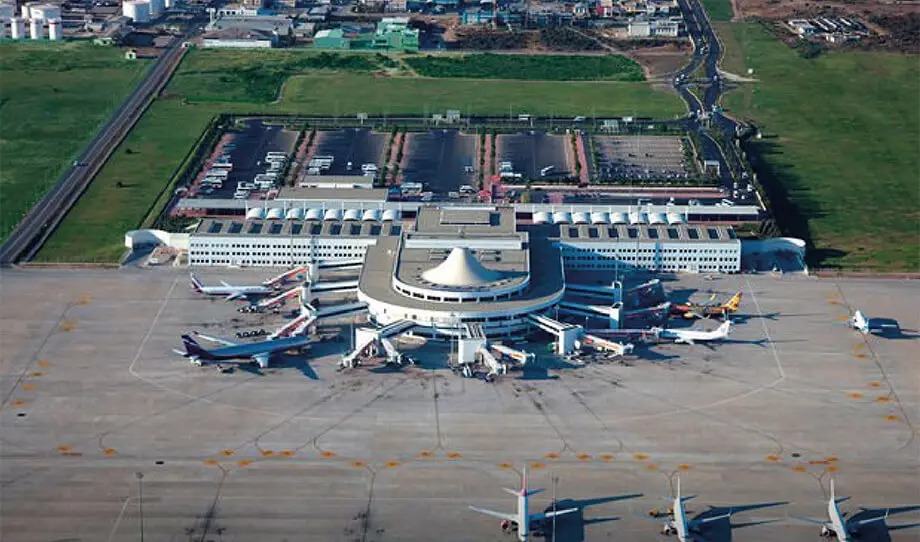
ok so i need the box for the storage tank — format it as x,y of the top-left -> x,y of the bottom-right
590,211 -> 609,225
265,207 -> 284,220
123,0 -> 150,23
246,207 -> 265,220
323,209 -> 342,221
362,209 -> 381,222
0,4 -> 15,19
47,18 -> 62,40
147,0 -> 163,16
29,18 -> 43,39
30,3 -> 61,21
10,17 -> 25,39
343,209 -> 361,221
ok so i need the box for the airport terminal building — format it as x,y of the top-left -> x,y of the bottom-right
187,205 -> 741,274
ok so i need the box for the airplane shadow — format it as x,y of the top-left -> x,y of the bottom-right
687,501 -> 788,542
541,493 -> 643,542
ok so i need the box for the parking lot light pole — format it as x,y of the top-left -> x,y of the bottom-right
136,472 -> 145,542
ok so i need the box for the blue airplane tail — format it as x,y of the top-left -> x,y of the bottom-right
181,334 -> 210,358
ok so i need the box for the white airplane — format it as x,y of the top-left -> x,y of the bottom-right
848,310 -> 901,336
661,477 -> 732,541
469,468 -> 578,541
794,480 -> 893,541
173,331 -> 311,369
190,273 -> 274,301
653,320 -> 732,345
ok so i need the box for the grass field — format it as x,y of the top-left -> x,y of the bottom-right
700,0 -> 734,21
37,49 -> 683,262
404,53 -> 645,81
0,42 -> 150,244
719,23 -> 920,271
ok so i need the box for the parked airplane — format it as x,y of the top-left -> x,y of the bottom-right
190,274 -> 274,301
849,310 -> 901,336
190,267 -> 309,301
671,291 -> 742,320
469,468 -> 578,541
793,480 -> 890,541
653,320 -> 732,345
660,477 -> 732,541
173,332 -> 311,368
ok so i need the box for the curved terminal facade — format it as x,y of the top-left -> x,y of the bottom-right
357,207 -> 565,338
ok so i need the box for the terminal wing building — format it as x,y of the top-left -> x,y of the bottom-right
187,206 -> 740,337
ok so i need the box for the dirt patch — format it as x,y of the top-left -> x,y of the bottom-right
735,0 -> 919,20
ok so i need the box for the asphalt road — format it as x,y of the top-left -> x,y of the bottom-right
0,35 -> 189,266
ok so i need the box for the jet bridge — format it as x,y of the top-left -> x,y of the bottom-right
527,313 -> 582,355
340,319 -> 416,368
558,301 -> 622,329
303,280 -> 359,296
624,278 -> 665,306
565,282 -> 623,304
574,334 -> 634,357
476,346 -> 507,377
307,259 -> 364,281
258,286 -> 301,310
622,302 -> 672,320
490,343 -> 535,365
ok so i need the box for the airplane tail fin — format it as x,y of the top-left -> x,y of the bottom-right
725,292 -> 742,312
181,334 -> 208,358
718,319 -> 732,336
190,273 -> 203,292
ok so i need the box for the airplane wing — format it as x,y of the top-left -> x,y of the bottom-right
193,332 -> 239,347
532,507 -> 578,521
220,280 -> 233,288
224,292 -> 244,301
469,506 -> 517,523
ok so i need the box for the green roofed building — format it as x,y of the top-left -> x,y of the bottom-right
313,18 -> 418,52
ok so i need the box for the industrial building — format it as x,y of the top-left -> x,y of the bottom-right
313,17 -> 419,52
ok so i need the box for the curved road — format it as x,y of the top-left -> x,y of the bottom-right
673,0 -> 748,193
0,36 -> 188,266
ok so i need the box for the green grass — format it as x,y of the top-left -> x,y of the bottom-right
0,41 -> 150,243
405,53 -> 645,81
719,23 -> 920,271
700,0 -> 734,22
36,49 -> 682,262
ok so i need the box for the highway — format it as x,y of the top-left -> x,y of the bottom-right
0,36 -> 188,266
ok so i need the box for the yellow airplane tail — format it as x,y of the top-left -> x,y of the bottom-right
725,292 -> 742,312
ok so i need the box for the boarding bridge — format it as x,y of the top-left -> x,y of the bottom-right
573,334 -> 634,357
380,337 -> 410,365
303,280 -> 359,296
269,312 -> 317,339
307,259 -> 364,281
476,346 -> 507,377
313,301 -> 368,320
527,313 -> 582,355
457,323 -> 487,365
490,343 -> 535,366
565,282 -> 623,304
258,286 -> 302,310
586,327 -> 660,344
622,302 -> 672,320
558,301 -> 622,329
340,319 -> 415,368
265,266 -> 310,287
624,278 -> 665,307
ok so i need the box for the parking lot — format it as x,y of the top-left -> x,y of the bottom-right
495,131 -> 573,181
193,120 -> 298,200
592,136 -> 691,182
400,130 -> 478,195
311,128 -> 386,176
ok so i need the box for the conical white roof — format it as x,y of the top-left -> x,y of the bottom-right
421,247 -> 501,287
